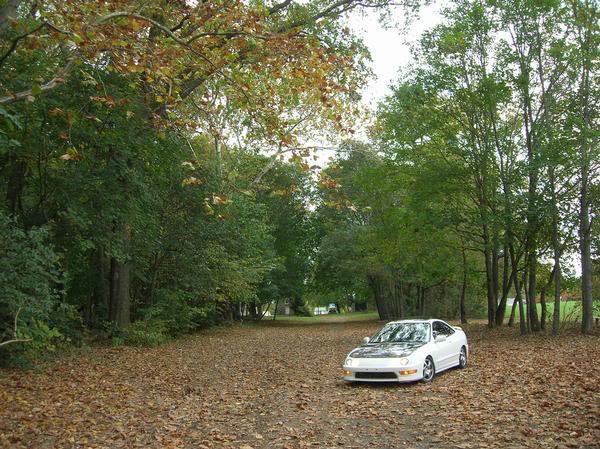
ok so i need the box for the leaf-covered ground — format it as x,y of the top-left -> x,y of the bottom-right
1,320 -> 599,449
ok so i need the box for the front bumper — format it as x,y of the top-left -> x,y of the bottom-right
342,357 -> 422,383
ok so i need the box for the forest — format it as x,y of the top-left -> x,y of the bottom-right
0,0 -> 599,368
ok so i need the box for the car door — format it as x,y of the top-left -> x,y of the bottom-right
431,321 -> 454,370
438,321 -> 461,366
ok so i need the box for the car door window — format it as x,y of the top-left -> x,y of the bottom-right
439,322 -> 455,336
433,321 -> 454,338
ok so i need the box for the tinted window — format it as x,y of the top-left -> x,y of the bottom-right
433,321 -> 455,336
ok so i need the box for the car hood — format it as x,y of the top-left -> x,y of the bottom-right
349,341 -> 426,358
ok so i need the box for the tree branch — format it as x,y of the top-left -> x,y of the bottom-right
0,307 -> 32,348
269,0 -> 294,15
0,59 -> 73,104
0,21 -> 47,68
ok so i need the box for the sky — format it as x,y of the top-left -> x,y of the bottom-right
310,4 -> 443,165
347,3 -> 444,108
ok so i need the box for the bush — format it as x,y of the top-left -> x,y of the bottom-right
0,212 -> 67,366
124,319 -> 170,347
144,289 -> 218,336
50,302 -> 84,346
290,296 -> 311,316
120,290 -> 221,347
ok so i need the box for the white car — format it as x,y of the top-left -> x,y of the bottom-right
342,319 -> 468,383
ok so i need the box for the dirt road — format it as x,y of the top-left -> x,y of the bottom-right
1,320 -> 599,448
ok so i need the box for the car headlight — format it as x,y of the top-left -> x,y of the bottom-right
398,357 -> 410,366
345,358 -> 353,366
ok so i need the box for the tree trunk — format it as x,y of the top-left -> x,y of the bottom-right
6,155 -> 25,214
417,284 -> 426,317
492,236 -> 500,313
580,173 -> 594,333
86,246 -> 108,326
539,264 -> 557,333
520,50 -> 541,333
508,297 -> 517,327
495,245 -> 516,326
393,278 -> 404,320
526,249 -> 540,331
460,245 -> 468,324
109,256 -> 130,328
517,294 -> 526,336
483,240 -> 496,328
552,263 -> 562,335
576,0 -> 595,335
522,270 -> 530,333
368,273 -> 392,320
509,244 -> 527,335
540,288 -> 547,331
249,301 -> 259,320
233,303 -> 242,321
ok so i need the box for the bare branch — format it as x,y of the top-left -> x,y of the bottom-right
269,0 -> 294,15
0,307 -> 32,348
0,59 -> 74,105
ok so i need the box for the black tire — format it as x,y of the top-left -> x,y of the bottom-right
421,356 -> 435,383
458,346 -> 468,369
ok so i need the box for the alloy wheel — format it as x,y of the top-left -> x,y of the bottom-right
459,347 -> 468,368
422,357 -> 434,382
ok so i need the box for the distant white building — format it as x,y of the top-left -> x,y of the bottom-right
506,297 -> 528,307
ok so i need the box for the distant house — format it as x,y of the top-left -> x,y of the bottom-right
314,306 -> 328,315
275,301 -> 292,316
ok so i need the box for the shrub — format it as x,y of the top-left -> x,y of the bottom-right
0,212 -> 66,366
123,319 -> 170,347
144,289 -> 218,336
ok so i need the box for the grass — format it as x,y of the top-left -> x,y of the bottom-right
504,299 -> 581,322
267,300 -> 584,325
270,310 -> 380,323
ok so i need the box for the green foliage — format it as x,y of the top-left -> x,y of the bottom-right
123,319 -> 170,348
0,0 -> 596,368
145,290 -> 218,336
0,60 -> 324,359
125,293 -> 221,347
0,0 -> 383,356
0,212 -> 70,365
310,141 -> 478,320
350,0 -> 599,329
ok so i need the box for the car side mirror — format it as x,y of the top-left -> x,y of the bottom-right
435,334 -> 447,343
362,337 -> 370,344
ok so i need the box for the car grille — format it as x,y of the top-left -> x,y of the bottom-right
355,372 -> 398,380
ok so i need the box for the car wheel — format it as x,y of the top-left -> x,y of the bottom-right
458,346 -> 468,369
421,357 -> 435,383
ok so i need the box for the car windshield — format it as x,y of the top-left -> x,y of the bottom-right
369,322 -> 430,343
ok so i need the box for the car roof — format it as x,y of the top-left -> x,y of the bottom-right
385,319 -> 442,325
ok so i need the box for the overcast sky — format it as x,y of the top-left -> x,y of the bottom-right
348,3 -> 444,108
309,4 -> 443,164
